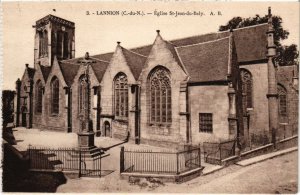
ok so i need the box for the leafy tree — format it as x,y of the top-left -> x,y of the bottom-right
219,14 -> 299,66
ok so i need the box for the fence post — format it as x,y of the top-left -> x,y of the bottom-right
79,148 -> 81,178
176,152 -> 179,175
198,147 -> 201,167
219,143 -> 222,161
120,146 -> 124,173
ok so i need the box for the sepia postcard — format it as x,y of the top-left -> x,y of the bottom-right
1,1 -> 299,194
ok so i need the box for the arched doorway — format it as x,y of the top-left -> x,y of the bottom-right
21,106 -> 27,127
104,121 -> 111,137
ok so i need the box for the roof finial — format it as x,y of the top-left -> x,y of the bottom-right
25,64 -> 29,68
117,41 -> 121,45
156,30 -> 160,35
85,52 -> 89,60
268,7 -> 272,17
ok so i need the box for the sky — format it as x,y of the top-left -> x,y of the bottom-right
1,2 -> 299,90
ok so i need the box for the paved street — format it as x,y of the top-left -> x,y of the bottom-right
56,151 -> 297,193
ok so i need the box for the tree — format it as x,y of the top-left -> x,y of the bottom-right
219,15 -> 299,66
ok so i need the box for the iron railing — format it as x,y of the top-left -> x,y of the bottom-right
28,146 -> 102,177
120,146 -> 201,175
203,139 -> 236,165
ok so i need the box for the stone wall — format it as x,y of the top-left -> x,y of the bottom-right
239,63 -> 269,137
189,85 -> 229,144
100,45 -> 136,140
277,66 -> 298,138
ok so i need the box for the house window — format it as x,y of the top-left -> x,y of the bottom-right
51,77 -> 59,114
199,113 -> 213,133
78,75 -> 87,115
278,84 -> 287,116
240,69 -> 253,114
114,73 -> 128,118
149,67 -> 172,124
35,80 -> 43,113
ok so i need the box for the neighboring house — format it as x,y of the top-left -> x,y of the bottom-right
14,10 -> 298,149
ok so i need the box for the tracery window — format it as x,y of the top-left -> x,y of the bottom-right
35,80 -> 43,113
51,77 -> 59,115
240,69 -> 253,114
114,73 -> 128,118
278,84 -> 287,116
149,67 -> 172,124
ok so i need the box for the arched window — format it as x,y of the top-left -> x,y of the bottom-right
78,75 -> 87,115
51,77 -> 59,114
39,30 -> 48,57
278,84 -> 287,117
149,67 -> 172,124
43,30 -> 48,56
35,80 -> 43,113
114,73 -> 128,118
240,69 -> 253,114
57,31 -> 69,59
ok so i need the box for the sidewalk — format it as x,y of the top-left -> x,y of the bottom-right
236,146 -> 298,166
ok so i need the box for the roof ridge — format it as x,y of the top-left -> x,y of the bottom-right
175,36 -> 230,49
122,47 -> 148,58
89,56 -> 110,63
60,61 -> 80,66
170,22 -> 268,44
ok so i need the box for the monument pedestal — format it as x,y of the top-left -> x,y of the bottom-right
76,131 -> 104,170
78,131 -> 95,149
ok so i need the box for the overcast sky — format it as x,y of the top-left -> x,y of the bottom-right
1,2 -> 299,90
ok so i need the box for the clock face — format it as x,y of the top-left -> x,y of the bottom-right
62,26 -> 66,31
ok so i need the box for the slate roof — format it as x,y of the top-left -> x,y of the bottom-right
40,65 -> 51,81
171,23 -> 268,63
90,60 -> 110,82
121,47 -> 147,80
27,67 -> 35,79
176,37 -> 231,82
59,62 -> 81,86
58,23 -> 268,83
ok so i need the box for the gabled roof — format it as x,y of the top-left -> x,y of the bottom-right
176,37 -> 231,82
40,65 -> 51,81
121,47 -> 147,80
59,62 -> 81,86
90,60 -> 110,82
27,67 -> 35,79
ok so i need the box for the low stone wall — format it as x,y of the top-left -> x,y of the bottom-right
121,167 -> 204,184
221,135 -> 298,166
276,135 -> 298,150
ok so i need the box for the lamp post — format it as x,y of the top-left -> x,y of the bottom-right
77,52 -> 96,149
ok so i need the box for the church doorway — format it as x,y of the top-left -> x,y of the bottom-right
104,121 -> 111,137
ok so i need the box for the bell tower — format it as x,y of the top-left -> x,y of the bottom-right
34,15 -> 75,68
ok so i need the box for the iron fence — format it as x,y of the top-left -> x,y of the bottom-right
120,146 -> 201,175
28,146 -> 103,177
203,139 -> 236,165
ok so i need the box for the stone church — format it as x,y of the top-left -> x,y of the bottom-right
14,8 -> 298,149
